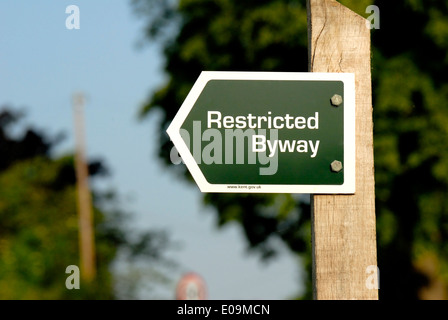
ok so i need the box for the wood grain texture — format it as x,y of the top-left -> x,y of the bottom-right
307,0 -> 378,299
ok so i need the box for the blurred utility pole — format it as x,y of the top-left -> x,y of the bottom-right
72,92 -> 96,283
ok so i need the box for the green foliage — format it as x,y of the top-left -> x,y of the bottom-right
134,0 -> 448,299
371,0 -> 448,299
0,156 -> 112,299
338,0 -> 374,17
0,108 -> 175,299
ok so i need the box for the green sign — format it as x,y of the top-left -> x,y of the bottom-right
167,72 -> 355,194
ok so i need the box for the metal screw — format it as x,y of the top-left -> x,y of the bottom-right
330,160 -> 343,173
330,94 -> 343,106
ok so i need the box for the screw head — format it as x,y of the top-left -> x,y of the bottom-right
330,160 -> 343,173
330,94 -> 343,106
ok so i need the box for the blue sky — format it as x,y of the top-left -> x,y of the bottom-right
0,0 -> 300,299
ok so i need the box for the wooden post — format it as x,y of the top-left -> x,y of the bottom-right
307,0 -> 378,299
73,93 -> 96,283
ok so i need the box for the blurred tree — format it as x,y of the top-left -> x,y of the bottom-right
0,108 -> 175,299
132,0 -> 448,299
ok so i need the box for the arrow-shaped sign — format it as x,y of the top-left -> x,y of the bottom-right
167,71 -> 355,193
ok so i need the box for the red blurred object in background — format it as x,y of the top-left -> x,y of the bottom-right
175,272 -> 208,300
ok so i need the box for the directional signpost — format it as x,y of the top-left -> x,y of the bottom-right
308,0 -> 378,299
167,0 -> 378,300
167,71 -> 355,194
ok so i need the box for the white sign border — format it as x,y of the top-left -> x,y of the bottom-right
167,71 -> 355,194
